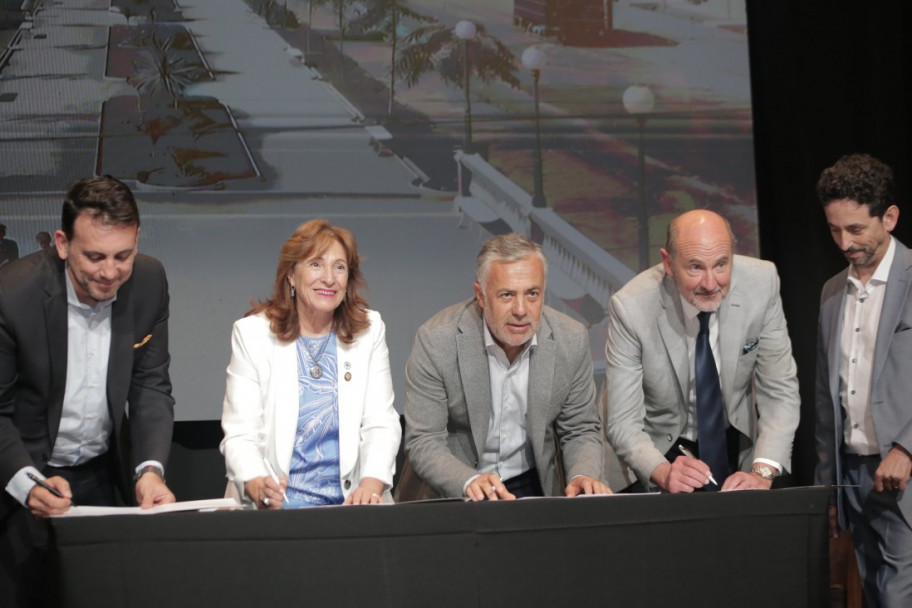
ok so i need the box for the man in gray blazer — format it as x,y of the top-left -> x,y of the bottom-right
0,176 -> 176,607
605,210 -> 799,493
404,233 -> 608,500
815,153 -> 912,607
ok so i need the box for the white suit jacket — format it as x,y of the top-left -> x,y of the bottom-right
220,310 -> 401,503
605,256 -> 800,487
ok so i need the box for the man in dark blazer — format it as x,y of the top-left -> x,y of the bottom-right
815,153 -> 912,607
0,176 -> 176,607
402,233 -> 608,501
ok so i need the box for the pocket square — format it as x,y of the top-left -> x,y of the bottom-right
742,339 -> 759,354
134,334 -> 152,349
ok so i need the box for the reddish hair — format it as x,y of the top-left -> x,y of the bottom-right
248,219 -> 369,344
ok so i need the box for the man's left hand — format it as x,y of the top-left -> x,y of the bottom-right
135,472 -> 176,508
874,445 -> 912,492
721,471 -> 772,491
564,475 -> 611,497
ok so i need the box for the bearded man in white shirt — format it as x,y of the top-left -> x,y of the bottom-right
816,153 -> 912,608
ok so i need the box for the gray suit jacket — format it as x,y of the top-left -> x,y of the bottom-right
403,299 -> 604,498
0,249 -> 175,520
605,256 -> 800,487
815,238 -> 912,525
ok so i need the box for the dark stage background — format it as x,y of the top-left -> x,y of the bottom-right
748,0 -> 912,485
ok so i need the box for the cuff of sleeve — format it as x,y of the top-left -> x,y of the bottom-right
462,474 -> 482,496
5,466 -> 44,508
134,460 -> 165,480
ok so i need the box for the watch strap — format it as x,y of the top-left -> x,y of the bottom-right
133,464 -> 165,484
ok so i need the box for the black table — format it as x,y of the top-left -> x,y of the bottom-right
50,486 -> 829,607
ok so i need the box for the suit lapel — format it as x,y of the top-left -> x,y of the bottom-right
44,260 -> 68,447
872,243 -> 912,388
527,314 -> 555,464
716,276 -> 744,407
657,277 -> 689,401
108,280 -> 133,432
274,337 -> 300,472
823,270 -> 849,410
336,334 -> 360,475
457,305 -> 491,460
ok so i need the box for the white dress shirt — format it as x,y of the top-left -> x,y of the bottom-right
678,296 -> 781,472
679,297 -> 723,443
840,237 -> 896,455
6,271 -> 114,505
477,323 -> 536,481
50,270 -> 115,466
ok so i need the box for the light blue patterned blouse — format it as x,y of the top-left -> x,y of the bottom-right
284,333 -> 344,508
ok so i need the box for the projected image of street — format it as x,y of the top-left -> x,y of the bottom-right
0,0 -> 756,419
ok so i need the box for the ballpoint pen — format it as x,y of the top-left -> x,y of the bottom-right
27,472 -> 77,506
677,444 -> 719,486
263,458 -> 289,505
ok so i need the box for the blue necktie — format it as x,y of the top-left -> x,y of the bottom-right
696,311 -> 729,490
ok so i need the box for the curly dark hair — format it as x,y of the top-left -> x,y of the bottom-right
816,153 -> 895,218
247,219 -> 369,344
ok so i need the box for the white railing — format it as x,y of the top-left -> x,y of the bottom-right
455,151 -> 636,307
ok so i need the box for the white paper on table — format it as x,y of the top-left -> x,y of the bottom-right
52,497 -> 241,517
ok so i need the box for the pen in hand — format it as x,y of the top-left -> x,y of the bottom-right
677,444 -> 719,486
263,459 -> 289,505
27,472 -> 76,506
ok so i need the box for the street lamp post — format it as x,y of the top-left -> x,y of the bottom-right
454,20 -> 476,153
622,84 -> 655,271
522,46 -> 547,208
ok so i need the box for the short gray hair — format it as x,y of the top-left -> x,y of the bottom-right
474,233 -> 548,293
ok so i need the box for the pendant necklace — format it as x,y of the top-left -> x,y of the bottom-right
300,333 -> 331,379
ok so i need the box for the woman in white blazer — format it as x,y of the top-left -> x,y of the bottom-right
220,220 -> 401,508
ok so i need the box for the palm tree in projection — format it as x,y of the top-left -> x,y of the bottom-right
344,0 -> 437,116
131,33 -> 203,109
394,19 -> 519,148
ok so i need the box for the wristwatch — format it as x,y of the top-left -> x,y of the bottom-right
751,465 -> 777,480
133,464 -> 165,484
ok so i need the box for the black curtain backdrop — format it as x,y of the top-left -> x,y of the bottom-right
747,0 -> 912,484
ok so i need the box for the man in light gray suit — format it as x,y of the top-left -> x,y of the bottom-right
404,233 -> 609,501
815,153 -> 912,607
605,210 -> 800,493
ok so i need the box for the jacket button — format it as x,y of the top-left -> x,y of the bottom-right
666,434 -> 673,442
344,480 -> 351,490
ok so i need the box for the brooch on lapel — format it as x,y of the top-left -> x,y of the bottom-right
134,334 -> 152,349
742,339 -> 759,354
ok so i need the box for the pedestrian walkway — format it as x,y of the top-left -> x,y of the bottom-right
181,0 -> 417,195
